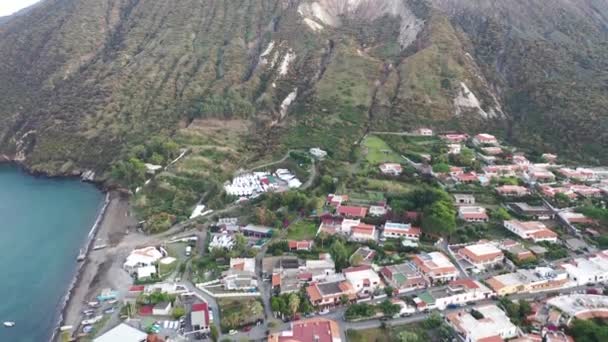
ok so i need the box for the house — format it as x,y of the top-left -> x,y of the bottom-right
268,317 -> 342,342
350,246 -> 376,266
380,262 -> 427,294
123,246 -> 165,273
569,184 -> 602,198
350,223 -> 377,242
191,302 -> 211,330
497,240 -> 535,261
230,258 -> 256,273
483,165 -> 521,178
379,163 -> 403,176
93,323 -> 147,342
306,280 -> 357,307
339,218 -> 361,235
448,144 -> 462,155
343,265 -> 383,295
382,222 -> 421,240
441,133 -> 469,143
309,148 -> 328,159
485,267 -> 569,295
458,206 -> 489,222
473,133 -> 498,146
326,194 -> 349,207
524,169 -> 556,183
336,205 -> 368,218
303,253 -> 336,282
368,205 -> 388,217
152,301 -> 172,316
221,269 -> 258,290
557,167 -> 596,182
209,233 -> 235,250
414,128 -> 433,136
288,240 -> 313,251
539,185 -> 577,199
458,242 -> 504,270
542,153 -> 558,163
559,212 -> 595,225
513,154 -> 530,166
317,216 -> 342,235
503,220 -> 558,243
447,304 -> 518,342
241,225 -> 273,238
508,203 -> 553,220
560,252 -> 608,285
496,185 -> 530,197
453,194 -> 475,206
412,252 -> 459,284
481,147 -> 503,156
454,172 -> 479,184
136,265 -> 157,280
416,279 -> 493,311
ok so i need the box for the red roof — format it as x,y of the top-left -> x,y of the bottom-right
272,273 -> 281,287
191,302 -> 210,326
129,285 -> 145,292
139,305 -> 153,316
337,205 -> 368,218
449,278 -> 479,289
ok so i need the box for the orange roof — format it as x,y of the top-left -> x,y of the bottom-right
272,273 -> 281,287
306,284 -> 322,302
485,277 -> 506,292
449,278 -> 479,289
459,246 -> 503,263
530,229 -> 558,239
477,336 -> 504,342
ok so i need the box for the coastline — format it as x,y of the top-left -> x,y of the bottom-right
49,191 -> 111,342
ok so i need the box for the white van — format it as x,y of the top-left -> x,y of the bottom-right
185,246 -> 192,257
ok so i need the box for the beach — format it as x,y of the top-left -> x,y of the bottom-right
57,191 -> 138,341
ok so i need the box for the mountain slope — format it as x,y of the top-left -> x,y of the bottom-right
0,0 -> 605,178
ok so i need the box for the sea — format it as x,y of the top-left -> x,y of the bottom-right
0,164 -> 104,342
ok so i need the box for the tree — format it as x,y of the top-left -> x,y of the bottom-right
288,293 -> 301,318
491,207 -> 512,221
422,313 -> 442,329
111,157 -> 147,191
399,331 -> 421,342
172,306 -> 186,319
210,325 -> 219,342
330,239 -> 349,271
378,300 -> 400,317
339,294 -> 350,305
432,163 -> 450,173
384,286 -> 395,297
422,200 -> 456,236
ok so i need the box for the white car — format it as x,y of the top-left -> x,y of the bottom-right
229,330 -> 238,335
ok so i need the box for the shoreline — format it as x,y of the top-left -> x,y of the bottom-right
50,191 -> 111,342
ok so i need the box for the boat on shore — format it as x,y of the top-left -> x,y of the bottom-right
4,321 -> 15,327
76,249 -> 86,261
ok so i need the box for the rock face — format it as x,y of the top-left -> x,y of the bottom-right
0,0 -> 606,175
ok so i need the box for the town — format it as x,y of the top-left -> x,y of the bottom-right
62,129 -> 608,342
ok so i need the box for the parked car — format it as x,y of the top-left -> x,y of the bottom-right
229,330 -> 238,335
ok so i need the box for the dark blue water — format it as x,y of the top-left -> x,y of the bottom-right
0,165 -> 103,342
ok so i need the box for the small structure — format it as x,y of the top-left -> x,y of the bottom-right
486,267 -> 569,296
496,185 -> 530,197
309,147 -> 328,159
415,279 -> 492,310
343,265 -> 382,295
382,222 -> 420,240
503,220 -> 558,243
241,224 -> 273,238
137,265 -> 157,280
368,205 -> 388,217
326,194 -> 348,207
288,240 -> 313,251
268,317 -> 342,342
230,258 -> 256,273
350,246 -> 376,266
414,128 -> 433,136
458,242 -> 504,270
93,323 -> 147,342
412,252 -> 459,284
191,302 -> 211,331
336,205 -> 368,219
453,194 -> 475,206
380,262 -> 427,294
508,203 -> 553,220
473,133 -> 498,146
306,280 -> 357,307
458,206 -> 489,223
447,304 -> 518,342
441,133 -> 468,143
350,223 -> 377,242
379,163 -> 403,176
542,153 -> 558,163
123,246 -> 165,273
152,301 -> 172,316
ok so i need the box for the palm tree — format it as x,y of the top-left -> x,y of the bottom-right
288,293 -> 300,319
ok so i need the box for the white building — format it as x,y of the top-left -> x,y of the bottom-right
230,258 -> 256,273
93,323 -> 147,342
448,144 -> 461,155
343,265 -> 383,295
503,220 -> 558,243
473,133 -> 498,146
368,205 -> 388,217
417,279 -> 493,311
339,218 -> 361,234
209,233 -> 235,250
379,163 -> 403,176
412,252 -> 459,283
152,301 -> 172,316
458,242 -> 504,270
304,254 -> 337,282
123,246 -> 165,273
136,265 -> 157,280
382,222 -> 421,240
447,304 -> 518,342
309,147 -> 328,159
561,251 -> 608,285
458,206 -> 489,222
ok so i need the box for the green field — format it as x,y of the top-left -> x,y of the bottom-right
286,220 -> 318,240
362,135 -> 403,164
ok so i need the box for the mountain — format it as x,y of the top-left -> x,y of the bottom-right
0,0 -> 606,178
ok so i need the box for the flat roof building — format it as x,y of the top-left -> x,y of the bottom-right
458,242 -> 504,270
412,252 -> 459,284
503,220 -> 558,243
485,267 -> 569,296
380,262 -> 427,294
447,304 -> 518,342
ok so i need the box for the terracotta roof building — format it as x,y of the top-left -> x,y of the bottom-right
268,317 -> 341,342
458,242 -> 504,270
412,252 -> 459,283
